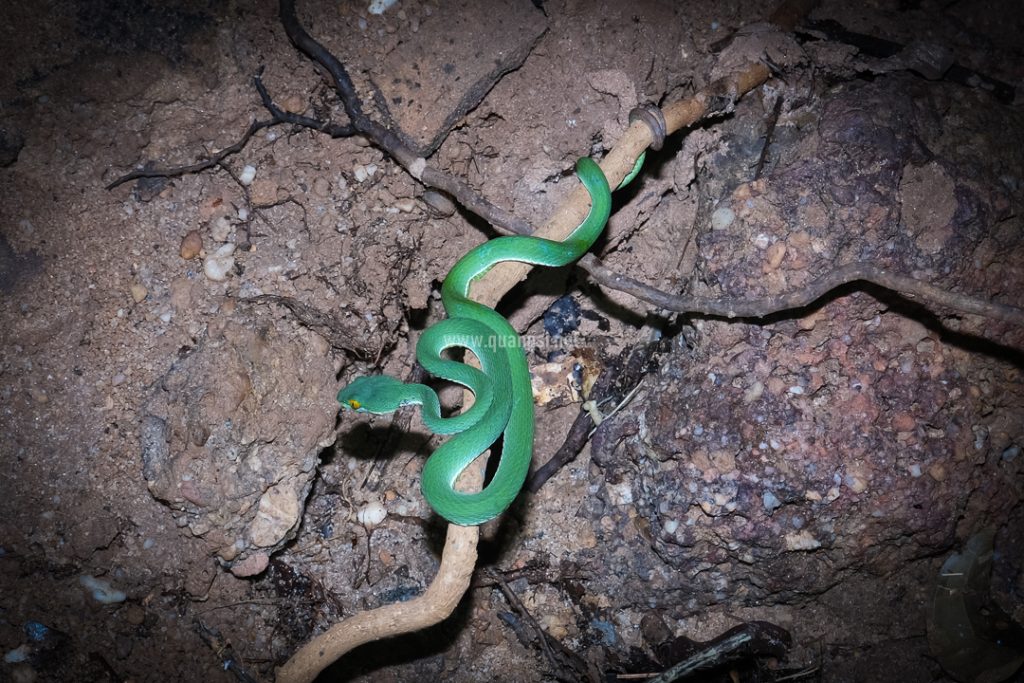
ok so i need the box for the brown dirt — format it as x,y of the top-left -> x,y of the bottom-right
1,1 -> 1022,682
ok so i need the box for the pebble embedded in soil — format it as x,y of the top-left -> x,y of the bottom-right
368,0 -> 398,15
281,94 -> 305,114
209,215 -> 232,242
230,552 -> 270,578
357,501 -> 387,528
79,575 -> 126,604
179,230 -> 202,259
711,206 -> 735,230
203,243 -> 236,282
353,163 -> 378,182
129,284 -> 147,303
238,165 -> 256,185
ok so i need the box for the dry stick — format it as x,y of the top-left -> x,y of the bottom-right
105,118 -> 277,190
276,61 -> 772,683
578,257 -> 1024,327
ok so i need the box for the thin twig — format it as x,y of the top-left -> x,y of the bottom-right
753,95 -> 784,180
105,117 -> 276,190
486,569 -> 561,675
578,255 -> 1024,328
486,568 -> 599,683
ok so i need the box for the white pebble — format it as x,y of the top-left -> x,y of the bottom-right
711,207 -> 735,230
353,165 -> 368,182
368,0 -> 397,15
203,243 -> 236,282
237,207 -> 249,221
239,165 -> 257,186
357,501 -> 387,528
80,575 -> 127,604
365,163 -> 378,177
210,215 -> 232,242
4,645 -> 30,663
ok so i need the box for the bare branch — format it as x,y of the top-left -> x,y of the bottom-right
578,255 -> 1024,328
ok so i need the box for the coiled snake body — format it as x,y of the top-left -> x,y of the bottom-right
338,156 -> 625,525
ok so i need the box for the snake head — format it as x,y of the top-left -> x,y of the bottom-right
337,375 -> 408,415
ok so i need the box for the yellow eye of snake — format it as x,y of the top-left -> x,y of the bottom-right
347,399 -> 361,410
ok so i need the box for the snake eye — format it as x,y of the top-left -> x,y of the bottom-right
346,399 -> 361,410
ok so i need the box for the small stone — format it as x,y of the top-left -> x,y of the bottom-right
797,310 -> 822,331
844,470 -> 869,493
764,242 -> 787,271
892,412 -> 916,432
180,230 -> 203,259
395,198 -> 416,213
784,530 -> 821,551
248,179 -> 279,205
217,540 -> 241,562
125,604 -> 146,625
230,552 -> 270,578
353,164 -> 368,182
357,501 -> 387,529
239,165 -> 257,186
312,177 -> 331,198
210,215 -> 232,242
203,243 -> 236,282
80,575 -> 127,604
710,449 -> 736,473
281,95 -> 305,114
711,207 -> 735,230
928,463 -> 947,481
130,284 -> 147,303
249,484 -> 300,547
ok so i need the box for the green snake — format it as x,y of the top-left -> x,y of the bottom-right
339,156 -> 640,525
